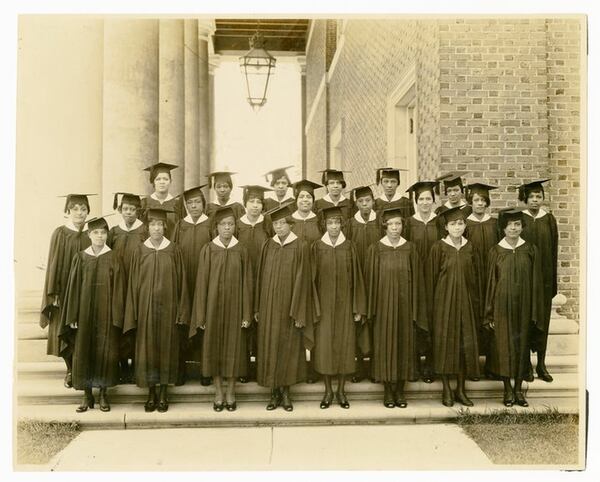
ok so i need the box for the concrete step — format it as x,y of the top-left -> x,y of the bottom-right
17,339 -> 54,363
18,323 -> 47,340
548,318 -> 579,334
16,372 -> 579,406
16,352 -> 579,381
16,397 -> 580,430
547,334 -> 579,356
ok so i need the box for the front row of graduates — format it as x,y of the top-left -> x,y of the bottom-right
50,178 -> 545,414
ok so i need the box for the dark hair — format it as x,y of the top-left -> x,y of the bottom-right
466,190 -> 490,207
295,190 -> 315,202
67,200 -> 90,212
243,193 -> 264,207
327,179 -> 347,189
150,169 -> 172,185
321,215 -> 345,230
271,174 -> 291,187
415,189 -> 436,203
499,216 -> 522,231
119,201 -> 140,212
444,184 -> 464,195
186,190 -> 207,206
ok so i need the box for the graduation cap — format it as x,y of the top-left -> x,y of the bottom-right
213,206 -> 237,224
143,162 -> 179,183
112,192 -> 143,210
59,194 -> 96,213
406,181 -> 439,203
264,166 -> 294,186
464,182 -> 498,204
381,207 -> 405,222
321,206 -> 344,220
207,171 -> 237,188
145,207 -> 174,223
265,203 -> 294,223
182,185 -> 208,201
518,178 -> 551,202
375,167 -> 407,185
319,169 -> 349,187
352,185 -> 375,202
498,206 -> 527,229
291,179 -> 323,198
85,214 -> 115,232
240,185 -> 272,205
435,171 -> 470,194
440,206 -> 467,224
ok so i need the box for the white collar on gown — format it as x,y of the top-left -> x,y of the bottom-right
239,213 -> 264,226
442,235 -> 468,250
353,210 -> 377,224
272,230 -> 298,247
184,213 -> 209,225
84,244 -> 111,257
292,210 -> 316,220
466,213 -> 491,223
378,191 -> 403,203
380,235 -> 407,248
144,237 -> 171,250
498,237 -> 526,250
212,235 -> 239,249
118,218 -> 144,231
320,231 -> 346,247
412,211 -> 437,224
523,208 -> 547,219
322,193 -> 347,205
150,192 -> 174,204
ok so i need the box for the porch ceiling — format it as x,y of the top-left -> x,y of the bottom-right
213,19 -> 309,53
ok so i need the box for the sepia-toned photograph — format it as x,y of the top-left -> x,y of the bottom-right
8,3 -> 590,474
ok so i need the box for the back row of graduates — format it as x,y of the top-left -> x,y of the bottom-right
40,163 -> 558,413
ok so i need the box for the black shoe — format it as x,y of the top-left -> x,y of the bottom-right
144,398 -> 157,412
213,401 -> 225,412
99,389 -> 111,412
76,394 -> 95,413
422,375 -> 434,384
320,392 -> 333,409
351,375 -> 363,383
306,378 -> 316,384
503,389 -> 515,407
469,376 -> 480,382
514,391 -> 529,407
383,384 -> 395,408
524,366 -> 534,383
238,377 -> 248,384
336,392 -> 350,409
226,401 -> 237,412
281,395 -> 293,412
157,401 -> 169,413
442,388 -> 454,407
200,376 -> 212,386
536,367 -> 553,383
395,394 -> 407,408
266,390 -> 281,411
455,391 -> 474,407
64,371 -> 73,389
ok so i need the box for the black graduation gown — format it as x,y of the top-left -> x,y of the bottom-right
107,223 -> 148,360
124,240 -> 190,387
365,239 -> 428,382
426,240 -> 480,376
311,237 -> 367,375
60,249 -> 126,389
314,197 -> 354,222
142,196 -> 181,239
263,196 -> 295,213
190,240 -> 254,378
255,236 -> 317,388
435,202 -> 473,217
346,213 -> 383,273
484,241 -> 545,378
520,210 -> 559,349
172,217 -> 212,296
236,216 -> 272,273
206,201 -> 245,221
107,223 -> 147,278
40,225 -> 91,357
291,214 -> 323,244
465,215 -> 500,355
374,195 -> 414,219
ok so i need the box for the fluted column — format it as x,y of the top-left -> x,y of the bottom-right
102,19 -> 159,212
183,20 -> 200,188
197,20 -> 213,186
158,20 -> 185,194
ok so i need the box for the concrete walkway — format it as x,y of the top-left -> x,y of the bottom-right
45,424 -> 493,471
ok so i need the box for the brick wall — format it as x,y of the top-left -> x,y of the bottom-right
545,19 -> 581,320
304,17 -> 583,320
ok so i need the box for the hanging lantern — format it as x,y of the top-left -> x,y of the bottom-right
239,31 -> 276,110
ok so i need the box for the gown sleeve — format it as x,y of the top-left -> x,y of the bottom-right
123,247 -> 140,334
58,252 -> 82,356
289,240 -> 317,350
111,255 -> 127,330
190,243 -> 211,336
241,245 -> 254,323
365,244 -> 379,323
483,246 -> 499,327
253,239 -> 270,316
350,241 -> 370,355
172,221 -> 182,244
425,241 -> 442,326
410,243 -> 429,332
530,243 -> 546,332
174,245 -> 191,326
40,228 -> 64,327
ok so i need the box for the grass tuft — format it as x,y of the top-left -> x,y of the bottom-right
17,420 -> 81,466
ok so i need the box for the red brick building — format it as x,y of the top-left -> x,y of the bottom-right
304,17 -> 583,320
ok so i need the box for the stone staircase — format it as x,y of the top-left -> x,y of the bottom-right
15,290 -> 581,429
